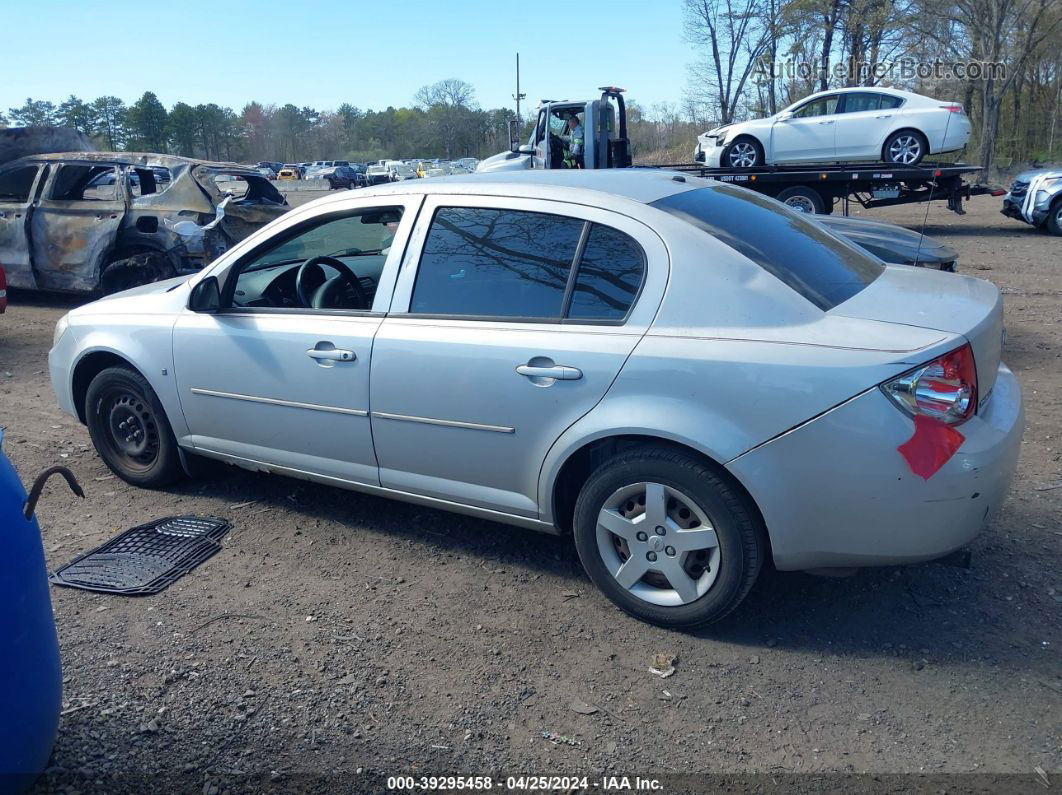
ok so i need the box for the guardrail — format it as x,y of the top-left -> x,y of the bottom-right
275,178 -> 331,192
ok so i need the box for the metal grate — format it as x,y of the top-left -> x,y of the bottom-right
50,516 -> 231,595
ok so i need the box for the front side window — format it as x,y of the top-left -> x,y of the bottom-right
652,186 -> 883,310
229,207 -> 402,311
411,207 -> 584,318
792,95 -> 840,118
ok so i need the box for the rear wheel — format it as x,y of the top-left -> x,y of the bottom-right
84,366 -> 183,488
572,446 -> 764,628
776,185 -> 827,214
883,130 -> 927,166
100,251 -> 176,295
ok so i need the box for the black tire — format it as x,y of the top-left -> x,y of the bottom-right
1046,198 -> 1062,236
721,136 -> 764,169
572,446 -> 765,629
84,366 -> 183,488
776,185 -> 827,214
100,252 -> 177,295
882,130 -> 927,166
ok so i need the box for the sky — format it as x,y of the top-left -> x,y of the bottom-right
3,0 -> 692,117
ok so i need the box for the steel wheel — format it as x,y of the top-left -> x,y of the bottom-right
727,141 -> 759,168
96,387 -> 161,474
596,482 -> 721,607
887,134 -> 922,165
784,195 -> 817,213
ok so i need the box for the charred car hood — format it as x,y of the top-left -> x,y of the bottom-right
817,215 -> 957,266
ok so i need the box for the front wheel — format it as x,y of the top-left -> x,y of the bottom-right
85,367 -> 184,488
1046,198 -> 1062,236
572,446 -> 764,628
883,130 -> 927,166
721,137 -> 763,169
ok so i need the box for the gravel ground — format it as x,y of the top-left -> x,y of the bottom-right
1,192 -> 1059,794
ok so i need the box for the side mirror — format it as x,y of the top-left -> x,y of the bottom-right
517,144 -> 535,155
188,276 -> 220,313
508,119 -> 521,153
777,111 -> 794,121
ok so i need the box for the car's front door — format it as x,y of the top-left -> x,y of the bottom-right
0,163 -> 45,289
770,94 -> 840,163
369,195 -> 667,518
833,92 -> 904,160
172,197 -> 422,485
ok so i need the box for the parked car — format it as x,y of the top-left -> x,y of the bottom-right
365,163 -> 393,185
695,88 -> 971,168
47,170 -> 1022,628
281,164 -> 305,178
0,152 -> 288,294
318,165 -> 365,190
1000,168 -> 1062,235
276,167 -> 301,181
818,215 -> 958,271
256,166 -> 277,179
0,263 -> 6,313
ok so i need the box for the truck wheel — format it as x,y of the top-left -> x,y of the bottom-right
1046,198 -> 1062,236
883,130 -> 927,166
776,186 -> 826,214
100,252 -> 177,295
572,446 -> 765,628
85,366 -> 184,488
722,137 -> 763,169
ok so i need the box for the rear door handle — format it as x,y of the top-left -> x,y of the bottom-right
306,347 -> 355,362
516,364 -> 582,380
876,114 -> 893,119
818,120 -> 835,125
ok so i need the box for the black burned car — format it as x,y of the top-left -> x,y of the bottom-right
0,152 -> 289,294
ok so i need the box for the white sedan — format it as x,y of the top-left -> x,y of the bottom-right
696,87 -> 971,168
49,171 -> 1021,628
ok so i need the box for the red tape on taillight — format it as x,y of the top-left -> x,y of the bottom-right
898,415 -> 965,479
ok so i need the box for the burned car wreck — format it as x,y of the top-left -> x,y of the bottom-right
0,152 -> 288,294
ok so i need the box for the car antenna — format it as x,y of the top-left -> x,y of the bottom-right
914,104 -> 957,268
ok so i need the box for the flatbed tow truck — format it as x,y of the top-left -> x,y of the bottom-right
477,87 -> 996,215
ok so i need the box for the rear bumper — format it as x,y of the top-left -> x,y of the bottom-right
727,363 -> 1024,570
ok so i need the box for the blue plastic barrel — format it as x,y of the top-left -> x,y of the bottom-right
0,430 -> 62,793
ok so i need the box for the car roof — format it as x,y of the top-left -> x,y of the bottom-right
1,151 -> 260,174
309,169 -> 702,207
804,86 -> 927,100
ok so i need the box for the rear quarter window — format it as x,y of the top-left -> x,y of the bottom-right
651,185 -> 883,310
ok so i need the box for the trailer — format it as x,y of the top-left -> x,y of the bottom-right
478,87 -> 998,216
652,161 -> 992,216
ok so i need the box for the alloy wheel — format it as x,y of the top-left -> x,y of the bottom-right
728,142 -> 758,168
595,482 -> 721,607
888,135 -> 922,164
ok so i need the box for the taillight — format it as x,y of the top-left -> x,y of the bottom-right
940,104 -> 965,114
882,344 -> 978,425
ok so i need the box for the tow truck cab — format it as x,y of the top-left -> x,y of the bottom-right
477,87 -> 632,173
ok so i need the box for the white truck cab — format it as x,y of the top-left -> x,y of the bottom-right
478,87 -> 632,173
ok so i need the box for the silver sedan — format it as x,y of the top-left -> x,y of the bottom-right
48,171 -> 1023,627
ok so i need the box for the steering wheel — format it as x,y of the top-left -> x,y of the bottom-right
294,255 -> 368,310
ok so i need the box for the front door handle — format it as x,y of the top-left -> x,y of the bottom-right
875,114 -> 893,119
516,364 -> 582,380
306,347 -> 355,362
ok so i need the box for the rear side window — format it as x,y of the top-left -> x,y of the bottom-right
652,186 -> 883,310
568,224 -> 645,320
411,207 -> 584,319
0,165 -> 40,202
52,164 -> 119,201
879,95 -> 904,109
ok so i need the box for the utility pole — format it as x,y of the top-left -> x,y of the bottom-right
512,52 -> 526,124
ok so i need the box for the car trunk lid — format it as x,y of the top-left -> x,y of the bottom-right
830,265 -> 1004,405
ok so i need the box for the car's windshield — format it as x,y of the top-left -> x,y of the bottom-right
651,185 -> 884,310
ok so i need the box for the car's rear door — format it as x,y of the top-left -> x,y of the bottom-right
172,196 -> 422,485
833,92 -> 901,160
29,162 -> 126,291
369,194 -> 667,518
0,162 -> 46,289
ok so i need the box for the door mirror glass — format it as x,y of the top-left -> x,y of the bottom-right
508,119 -> 521,152
189,276 -> 220,313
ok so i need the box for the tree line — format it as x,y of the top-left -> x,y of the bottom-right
0,80 -> 517,164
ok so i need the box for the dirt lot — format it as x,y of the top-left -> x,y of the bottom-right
1,192 -> 1059,793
